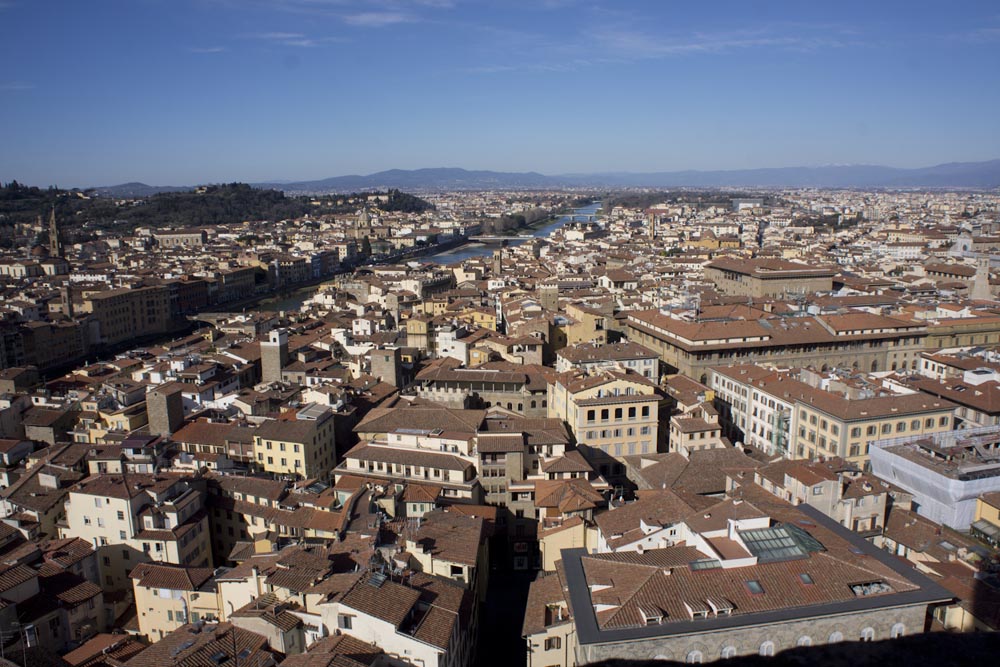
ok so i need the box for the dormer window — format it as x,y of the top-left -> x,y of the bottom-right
683,601 -> 710,619
639,607 -> 663,626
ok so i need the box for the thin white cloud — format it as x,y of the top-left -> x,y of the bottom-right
243,31 -> 337,47
0,82 -> 33,91
461,20 -> 859,76
465,60 -> 588,75
343,11 -> 412,27
189,46 -> 227,53
961,26 -> 1000,42
249,31 -> 307,40
589,27 -> 812,59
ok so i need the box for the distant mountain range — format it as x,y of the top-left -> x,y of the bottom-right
92,159 -> 1000,195
258,168 -> 559,192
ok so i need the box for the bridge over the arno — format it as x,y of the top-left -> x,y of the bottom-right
468,235 -> 535,242
469,213 -> 598,242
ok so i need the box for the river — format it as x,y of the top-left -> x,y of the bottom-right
251,200 -> 601,312
427,200 -> 601,263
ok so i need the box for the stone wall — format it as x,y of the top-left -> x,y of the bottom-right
578,603 -> 927,664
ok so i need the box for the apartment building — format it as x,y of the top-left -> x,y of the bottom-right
60,473 -> 211,590
0,462 -> 84,539
413,360 -> 552,418
124,622 -> 275,667
628,310 -> 926,382
130,563 -> 220,641
704,257 -> 835,298
555,340 -> 660,379
972,492 -> 1000,548
548,369 -> 663,478
80,285 -> 172,346
404,509 -> 488,597
746,458 -> 890,534
336,403 -> 485,503
252,404 -> 337,480
154,229 -> 207,248
668,402 -> 727,456
710,366 -> 956,467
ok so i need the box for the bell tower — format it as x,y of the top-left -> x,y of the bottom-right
48,206 -> 62,258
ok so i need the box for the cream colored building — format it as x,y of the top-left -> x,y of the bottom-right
252,404 -> 337,480
711,365 -> 956,467
60,473 -> 211,591
523,573 -> 577,667
130,563 -> 220,641
548,369 -> 663,478
538,517 -> 596,572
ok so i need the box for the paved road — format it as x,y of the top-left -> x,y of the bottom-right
478,569 -> 535,667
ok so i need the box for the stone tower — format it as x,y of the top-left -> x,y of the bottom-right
60,284 -> 74,318
538,283 -> 559,312
492,249 -> 503,276
48,206 -> 62,258
147,383 -> 184,437
261,328 -> 289,384
371,347 -> 402,388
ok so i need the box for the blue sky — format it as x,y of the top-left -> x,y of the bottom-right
2,0 -> 999,186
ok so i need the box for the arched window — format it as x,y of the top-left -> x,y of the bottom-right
530,400 -> 537,409
860,627 -> 875,642
652,655 -> 670,662
542,399 -> 547,407
685,650 -> 703,664
796,636 -> 812,647
720,646 -> 737,660
759,641 -> 774,657
828,631 -> 843,643
891,623 -> 905,638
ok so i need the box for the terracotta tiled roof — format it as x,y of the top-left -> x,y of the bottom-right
411,510 -> 484,566
130,563 -> 215,591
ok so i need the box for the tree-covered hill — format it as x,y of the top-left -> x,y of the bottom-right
0,182 -> 434,238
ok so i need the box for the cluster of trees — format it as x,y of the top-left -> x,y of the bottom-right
607,190 -> 782,210
117,184 -> 313,228
0,181 -> 91,246
0,181 -> 61,223
321,188 -> 434,214
480,207 -> 551,234
381,189 -> 435,213
809,212 -> 863,229
0,182 -> 434,237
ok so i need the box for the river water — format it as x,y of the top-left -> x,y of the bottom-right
254,200 -> 600,312
428,200 -> 601,263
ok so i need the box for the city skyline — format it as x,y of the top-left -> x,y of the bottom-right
2,0 -> 999,186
